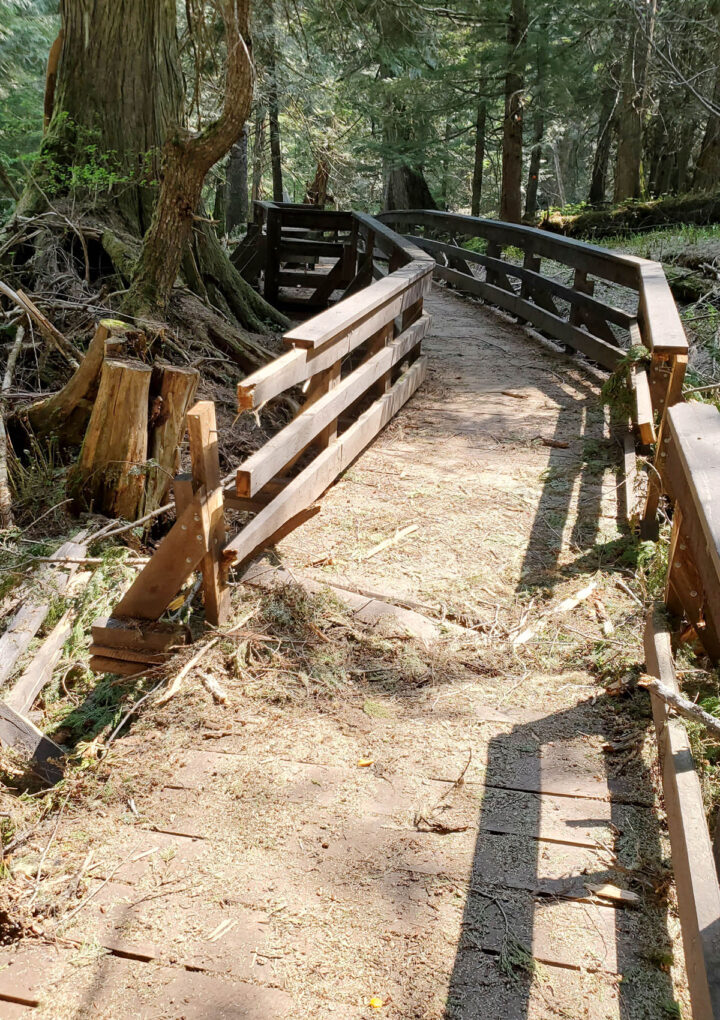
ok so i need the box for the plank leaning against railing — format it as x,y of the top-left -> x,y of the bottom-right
91,211 -> 434,671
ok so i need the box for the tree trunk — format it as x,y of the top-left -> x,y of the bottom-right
30,0 -> 183,233
213,169 -> 226,237
251,110 -> 265,202
305,154 -> 330,205
500,0 -> 527,223
524,109 -> 543,217
614,1 -> 656,202
265,6 -> 283,203
588,16 -> 623,206
226,126 -> 249,232
123,0 -> 254,317
440,119 -> 452,209
694,66 -> 720,191
471,94 -> 487,217
384,165 -> 437,212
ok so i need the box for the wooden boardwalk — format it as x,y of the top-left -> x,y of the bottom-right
0,284 -> 687,1019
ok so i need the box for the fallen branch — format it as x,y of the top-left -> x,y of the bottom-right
0,281 -> 80,367
156,637 -> 219,705
512,581 -> 597,648
359,523 -> 419,561
198,669 -> 228,704
0,323 -> 24,528
638,673 -> 720,740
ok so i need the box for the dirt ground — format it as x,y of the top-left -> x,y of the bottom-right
0,284 -> 689,1019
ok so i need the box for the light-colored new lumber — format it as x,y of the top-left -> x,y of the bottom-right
644,610 -> 720,1020
224,357 -> 427,565
236,314 -> 430,497
187,401 -> 230,626
112,486 -> 222,621
143,365 -> 199,513
283,260 -> 432,350
0,533 -> 86,686
73,358 -> 152,519
631,366 -> 656,444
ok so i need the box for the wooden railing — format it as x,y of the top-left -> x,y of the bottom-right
92,209 -> 434,669
378,209 -> 688,445
381,208 -> 720,1019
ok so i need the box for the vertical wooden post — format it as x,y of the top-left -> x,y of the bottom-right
651,353 -> 688,427
186,401 -> 230,626
265,204 -> 281,305
304,363 -> 342,449
570,269 -> 593,328
481,239 -> 499,287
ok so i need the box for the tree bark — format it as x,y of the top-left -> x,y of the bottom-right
265,5 -> 283,203
524,109 -> 543,217
694,65 -> 720,191
124,0 -> 254,317
614,1 -> 656,203
471,94 -> 487,218
588,16 -> 623,206
226,125 -> 249,232
500,0 -> 527,223
31,0 -> 183,233
251,110 -> 265,202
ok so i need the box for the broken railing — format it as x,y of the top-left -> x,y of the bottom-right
91,210 -> 434,672
381,207 -> 720,1020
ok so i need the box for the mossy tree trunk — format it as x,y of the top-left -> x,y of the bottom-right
11,0 -> 286,340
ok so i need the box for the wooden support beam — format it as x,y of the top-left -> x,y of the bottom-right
631,366 -> 656,445
112,486 -> 221,621
225,357 -> 427,566
236,315 -> 430,498
187,401 -> 230,627
0,701 -> 64,779
644,610 -> 720,1020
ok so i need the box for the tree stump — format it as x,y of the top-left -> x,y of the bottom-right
71,359 -> 152,519
143,365 -> 199,513
25,318 -> 143,444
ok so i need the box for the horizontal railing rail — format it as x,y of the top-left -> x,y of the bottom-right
94,206 -> 434,650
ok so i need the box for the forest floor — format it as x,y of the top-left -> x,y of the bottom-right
0,284 -> 691,1019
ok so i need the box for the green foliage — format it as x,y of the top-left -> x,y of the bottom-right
0,0 -> 59,208
601,345 -> 652,419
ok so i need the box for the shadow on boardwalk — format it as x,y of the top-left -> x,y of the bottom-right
446,696 -> 680,1019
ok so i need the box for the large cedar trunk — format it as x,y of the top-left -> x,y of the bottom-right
29,0 -> 183,234
500,0 -> 527,223
9,0 -> 285,344
384,165 -> 437,212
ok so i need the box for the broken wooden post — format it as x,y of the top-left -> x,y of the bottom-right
24,318 -> 141,444
187,400 -> 230,626
143,365 -> 199,513
70,358 -> 153,519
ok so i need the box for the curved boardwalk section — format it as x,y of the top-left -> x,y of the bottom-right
0,285 -> 687,1018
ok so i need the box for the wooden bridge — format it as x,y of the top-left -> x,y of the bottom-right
2,204 -> 720,1018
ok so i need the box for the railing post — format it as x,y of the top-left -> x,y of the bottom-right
264,204 -> 281,305
187,400 -> 230,626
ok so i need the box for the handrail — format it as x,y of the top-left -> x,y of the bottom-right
96,207 -> 435,637
378,209 -> 688,359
